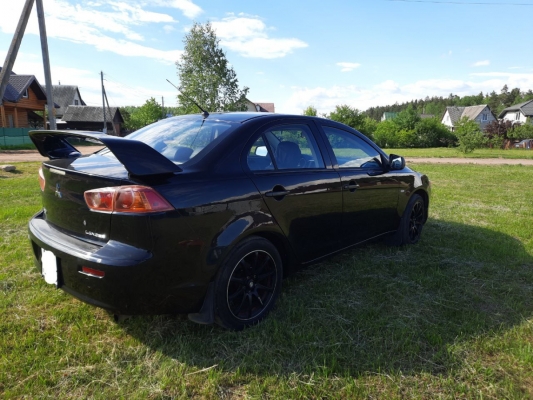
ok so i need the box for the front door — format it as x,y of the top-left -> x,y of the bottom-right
319,125 -> 402,245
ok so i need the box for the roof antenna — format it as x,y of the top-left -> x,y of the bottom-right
166,79 -> 209,119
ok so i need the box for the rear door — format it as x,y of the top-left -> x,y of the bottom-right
244,121 -> 343,263
317,124 -> 403,245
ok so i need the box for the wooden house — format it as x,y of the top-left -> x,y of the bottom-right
0,68 -> 51,128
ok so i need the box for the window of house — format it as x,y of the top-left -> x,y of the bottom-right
74,100 -> 79,105
516,112 -> 521,121
22,89 -> 28,98
482,113 -> 487,121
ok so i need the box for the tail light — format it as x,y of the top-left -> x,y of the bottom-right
84,186 -> 174,213
38,167 -> 45,192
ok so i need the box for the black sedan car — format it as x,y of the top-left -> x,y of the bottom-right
28,113 -> 430,330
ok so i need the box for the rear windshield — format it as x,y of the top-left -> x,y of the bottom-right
124,115 -> 238,164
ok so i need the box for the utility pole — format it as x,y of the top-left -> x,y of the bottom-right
162,96 -> 165,119
0,0 -> 35,109
36,0 -> 56,130
102,86 -> 116,136
101,71 -> 107,134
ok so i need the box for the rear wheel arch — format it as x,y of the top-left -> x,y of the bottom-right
213,235 -> 283,330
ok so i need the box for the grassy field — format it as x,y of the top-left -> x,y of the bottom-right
1,162 -> 533,398
385,147 -> 533,159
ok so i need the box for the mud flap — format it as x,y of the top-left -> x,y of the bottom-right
187,282 -> 215,325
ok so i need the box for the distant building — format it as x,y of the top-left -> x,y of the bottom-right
46,85 -> 86,120
0,67 -> 53,128
381,112 -> 398,121
244,99 -> 275,113
441,105 -> 496,131
499,100 -> 533,125
62,106 -> 124,135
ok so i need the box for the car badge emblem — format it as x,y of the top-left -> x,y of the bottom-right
55,183 -> 62,198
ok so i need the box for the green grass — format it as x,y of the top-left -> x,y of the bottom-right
1,162 -> 533,398
385,147 -> 533,159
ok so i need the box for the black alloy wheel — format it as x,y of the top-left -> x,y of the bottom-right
214,237 -> 282,330
385,193 -> 426,246
403,194 -> 425,245
408,197 -> 425,243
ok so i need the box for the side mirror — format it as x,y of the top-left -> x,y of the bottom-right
389,154 -> 405,170
255,146 -> 268,157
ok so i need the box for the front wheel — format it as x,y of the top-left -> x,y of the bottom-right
214,237 -> 282,330
386,194 -> 426,246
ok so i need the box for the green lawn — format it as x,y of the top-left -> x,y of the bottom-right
386,147 -> 533,159
1,162 -> 533,398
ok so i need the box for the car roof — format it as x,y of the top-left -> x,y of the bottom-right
177,112 -> 317,124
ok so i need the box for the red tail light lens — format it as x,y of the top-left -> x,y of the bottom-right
38,167 -> 45,192
84,186 -> 174,213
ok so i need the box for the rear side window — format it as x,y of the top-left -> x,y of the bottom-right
322,126 -> 382,169
263,124 -> 325,170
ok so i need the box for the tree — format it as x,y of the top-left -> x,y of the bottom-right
483,119 -> 515,147
394,105 -> 420,131
329,104 -> 368,134
414,118 -> 456,148
302,105 -> 317,116
125,98 -> 162,131
455,117 -> 486,153
373,120 -> 399,148
509,122 -> 533,141
176,22 -> 249,114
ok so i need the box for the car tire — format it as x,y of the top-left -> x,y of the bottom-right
386,194 -> 425,246
214,236 -> 283,330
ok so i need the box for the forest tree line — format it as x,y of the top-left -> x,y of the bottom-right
364,85 -> 533,121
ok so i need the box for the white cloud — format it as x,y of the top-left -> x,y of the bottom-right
211,16 -> 308,59
163,25 -> 176,33
472,60 -> 490,67
153,0 -> 203,19
337,62 -> 361,72
0,0 -> 181,64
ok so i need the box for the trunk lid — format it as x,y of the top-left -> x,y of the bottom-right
41,155 -> 129,242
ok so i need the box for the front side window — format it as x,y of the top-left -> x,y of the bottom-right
322,126 -> 382,169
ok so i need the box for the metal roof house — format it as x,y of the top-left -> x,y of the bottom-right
441,105 -> 496,131
62,105 -> 124,135
498,99 -> 533,125
46,85 -> 86,120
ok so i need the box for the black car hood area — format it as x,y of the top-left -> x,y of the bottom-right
30,130 -> 182,177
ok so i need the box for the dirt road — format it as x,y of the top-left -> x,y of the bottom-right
1,149 -> 533,165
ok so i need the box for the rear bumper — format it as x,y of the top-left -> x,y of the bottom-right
28,210 -> 206,314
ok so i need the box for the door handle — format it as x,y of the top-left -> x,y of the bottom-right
265,190 -> 290,197
343,182 -> 359,192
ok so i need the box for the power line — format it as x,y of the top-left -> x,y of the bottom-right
386,0 -> 533,5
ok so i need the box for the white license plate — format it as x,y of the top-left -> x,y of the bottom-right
41,249 -> 58,286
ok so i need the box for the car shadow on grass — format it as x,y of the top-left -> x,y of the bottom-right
120,219 -> 533,377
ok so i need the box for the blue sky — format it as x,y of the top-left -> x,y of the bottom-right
1,0 -> 532,114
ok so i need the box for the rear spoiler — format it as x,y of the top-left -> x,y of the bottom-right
29,130 -> 181,176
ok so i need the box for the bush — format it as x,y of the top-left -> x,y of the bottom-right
414,118 -> 456,148
373,120 -> 399,148
455,117 -> 486,153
